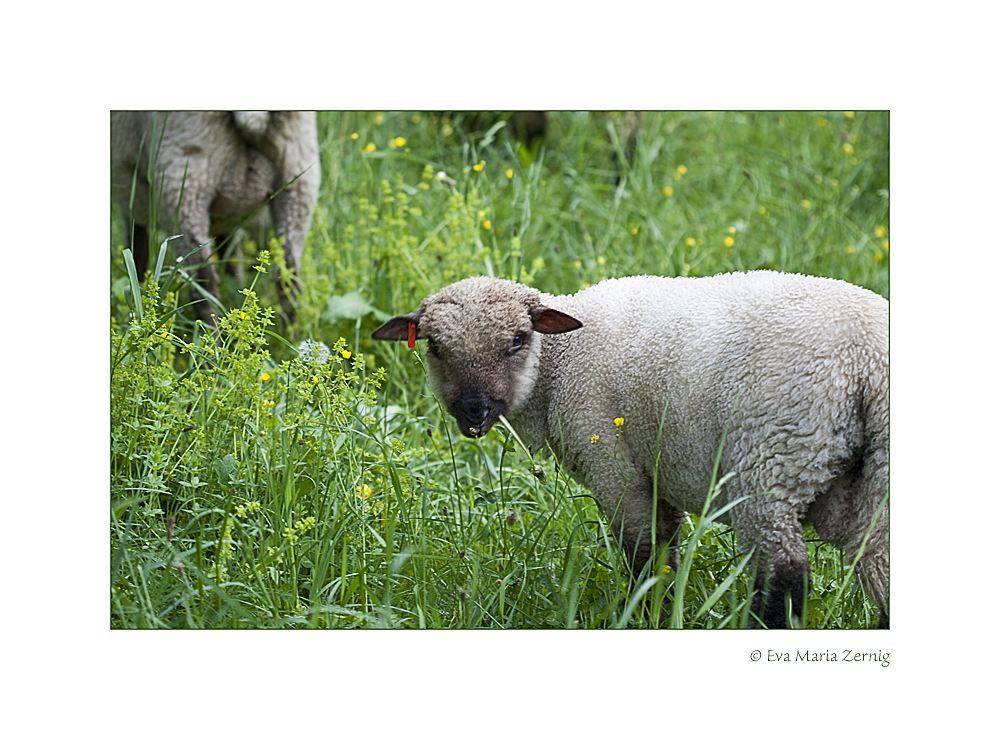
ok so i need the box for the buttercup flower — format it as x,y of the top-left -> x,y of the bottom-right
590,434 -> 599,444
725,236 -> 734,247
357,484 -> 372,499
801,200 -> 811,210
261,372 -> 271,381
845,111 -> 855,120
676,165 -> 687,175
685,237 -> 696,246
664,186 -> 674,196
365,142 -> 376,153
395,137 -> 406,147
614,417 -> 624,427
342,350 -> 352,359
483,220 -> 491,230
875,225 -> 886,238
843,143 -> 854,155
350,133 -> 358,140
506,169 -> 513,178
473,160 -> 485,172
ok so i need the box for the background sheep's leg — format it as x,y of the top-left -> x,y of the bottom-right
263,114 -> 320,324
170,199 -> 220,327
130,223 -> 150,280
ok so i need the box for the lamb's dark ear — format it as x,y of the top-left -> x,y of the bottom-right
529,305 -> 583,334
372,310 -> 424,341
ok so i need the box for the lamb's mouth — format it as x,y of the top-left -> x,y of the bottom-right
453,392 -> 506,438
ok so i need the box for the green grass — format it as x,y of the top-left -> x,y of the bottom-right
110,110 -> 889,629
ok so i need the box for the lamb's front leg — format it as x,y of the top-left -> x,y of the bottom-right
577,435 -> 682,582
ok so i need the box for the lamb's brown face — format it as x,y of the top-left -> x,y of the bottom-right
371,276 -> 583,439
420,298 -> 541,438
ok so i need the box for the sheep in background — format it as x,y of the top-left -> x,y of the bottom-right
373,272 -> 889,628
111,111 -> 320,326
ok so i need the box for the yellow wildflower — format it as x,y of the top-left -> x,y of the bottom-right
395,137 -> 406,147
614,417 -> 624,427
758,206 -> 767,215
845,111 -> 855,120
160,332 -> 168,338
875,225 -> 886,238
373,113 -> 384,125
728,227 -> 736,234
473,160 -> 485,172
676,165 -> 687,175
881,239 -> 889,251
506,169 -> 513,178
350,132 -> 358,140
365,142 -> 375,153
357,484 -> 372,499
801,200 -> 811,210
261,372 -> 270,381
630,224 -> 639,235
664,186 -> 674,196
311,376 -> 319,384
846,246 -> 855,254
660,563 -> 672,574
342,350 -> 352,359
843,143 -> 854,155
590,434 -> 599,444
597,256 -> 605,265
574,260 -> 582,269
724,236 -> 734,247
483,220 -> 491,230
685,237 -> 696,247
442,122 -> 453,136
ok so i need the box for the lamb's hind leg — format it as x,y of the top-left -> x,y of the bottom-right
810,447 -> 889,628
734,496 -> 811,629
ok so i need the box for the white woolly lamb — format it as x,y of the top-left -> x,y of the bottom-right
111,111 -> 320,325
373,271 -> 889,628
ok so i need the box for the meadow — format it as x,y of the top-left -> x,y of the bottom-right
110,110 -> 889,629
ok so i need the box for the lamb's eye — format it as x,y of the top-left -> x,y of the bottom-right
427,338 -> 440,357
511,332 -> 526,352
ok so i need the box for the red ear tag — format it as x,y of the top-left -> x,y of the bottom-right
407,321 -> 416,349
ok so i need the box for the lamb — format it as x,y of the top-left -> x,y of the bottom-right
111,111 -> 320,326
372,272 -> 889,628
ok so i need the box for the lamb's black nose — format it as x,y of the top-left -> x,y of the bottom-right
455,391 -> 504,438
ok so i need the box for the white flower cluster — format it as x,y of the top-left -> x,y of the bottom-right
298,340 -> 330,364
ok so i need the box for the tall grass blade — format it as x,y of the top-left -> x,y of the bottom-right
122,248 -> 143,321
